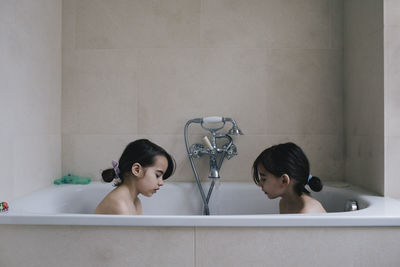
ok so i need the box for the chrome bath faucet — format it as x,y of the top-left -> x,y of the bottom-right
184,116 -> 243,215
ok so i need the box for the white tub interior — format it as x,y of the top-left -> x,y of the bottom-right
8,181 -> 369,215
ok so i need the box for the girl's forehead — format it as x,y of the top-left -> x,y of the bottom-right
152,155 -> 168,169
257,163 -> 274,177
257,163 -> 267,172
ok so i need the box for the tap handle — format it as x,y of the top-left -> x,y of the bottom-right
202,136 -> 214,150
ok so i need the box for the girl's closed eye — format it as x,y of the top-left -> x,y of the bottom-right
155,170 -> 164,179
258,172 -> 266,182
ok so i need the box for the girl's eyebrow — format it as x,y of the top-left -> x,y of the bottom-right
258,172 -> 266,176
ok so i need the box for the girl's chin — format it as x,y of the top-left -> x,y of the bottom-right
142,192 -> 153,197
145,190 -> 158,197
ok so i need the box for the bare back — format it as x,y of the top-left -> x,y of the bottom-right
94,186 -> 142,215
280,194 -> 326,214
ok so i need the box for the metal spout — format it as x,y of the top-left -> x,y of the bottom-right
208,168 -> 220,179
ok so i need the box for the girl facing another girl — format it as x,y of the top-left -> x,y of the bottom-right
252,142 -> 326,214
95,139 -> 175,215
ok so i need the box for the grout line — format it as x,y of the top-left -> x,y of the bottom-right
194,227 -> 196,267
136,48 -> 139,134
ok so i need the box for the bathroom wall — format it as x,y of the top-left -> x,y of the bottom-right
0,0 -> 62,200
343,0 -> 384,195
62,0 -> 344,183
384,0 -> 400,198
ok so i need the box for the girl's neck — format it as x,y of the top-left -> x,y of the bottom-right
120,177 -> 139,201
279,187 -> 304,213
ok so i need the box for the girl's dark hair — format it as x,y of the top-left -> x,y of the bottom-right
102,139 -> 175,186
252,142 -> 322,196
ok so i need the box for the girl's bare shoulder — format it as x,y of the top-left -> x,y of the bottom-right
302,195 -> 326,213
94,190 -> 132,215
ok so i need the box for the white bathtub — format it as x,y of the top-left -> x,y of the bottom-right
1,181 -> 400,227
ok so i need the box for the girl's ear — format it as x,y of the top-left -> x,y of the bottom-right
131,163 -> 144,178
281,174 -> 290,187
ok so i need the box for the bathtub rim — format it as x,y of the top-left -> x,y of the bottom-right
2,181 -> 400,227
1,211 -> 400,227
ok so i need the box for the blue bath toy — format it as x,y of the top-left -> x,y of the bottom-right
54,174 -> 91,185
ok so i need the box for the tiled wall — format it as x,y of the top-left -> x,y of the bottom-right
0,0 -> 62,200
1,225 -> 400,266
62,0 -> 344,183
384,0 -> 400,198
343,0 -> 384,195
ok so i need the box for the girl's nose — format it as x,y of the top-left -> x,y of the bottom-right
159,179 -> 164,186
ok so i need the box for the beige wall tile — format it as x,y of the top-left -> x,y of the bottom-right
137,48 -> 269,135
266,49 -> 343,135
269,0 -> 330,49
196,228 -> 398,266
75,72 -> 137,135
2,225 -> 400,267
199,48 -> 269,134
345,135 -> 384,195
201,0 -> 274,48
63,49 -> 139,134
75,0 -> 200,49
202,0 -> 331,49
196,227 -> 400,267
0,134 -> 14,200
13,135 -> 61,198
344,37 -> 383,136
0,225 -> 195,267
8,2 -> 62,135
330,0 -> 344,49
137,48 -> 203,134
62,0 -> 76,50
0,0 -> 62,200
0,0 -> 15,24
357,228 -> 400,266
13,75 -> 61,135
0,25 -> 16,135
344,0 -> 384,194
62,59 -> 81,134
344,0 -> 382,40
385,26 -> 400,137
384,4 -> 400,199
384,0 -> 400,27
385,136 -> 400,198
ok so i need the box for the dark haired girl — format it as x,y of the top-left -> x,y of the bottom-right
95,139 -> 175,215
252,142 -> 326,214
